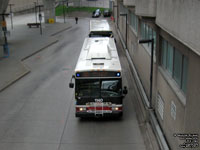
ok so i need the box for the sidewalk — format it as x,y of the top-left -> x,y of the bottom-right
0,13 -> 72,92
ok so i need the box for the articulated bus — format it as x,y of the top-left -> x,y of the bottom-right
69,37 -> 127,118
89,20 -> 114,38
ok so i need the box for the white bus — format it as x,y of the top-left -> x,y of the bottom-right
69,37 -> 127,118
89,19 -> 114,38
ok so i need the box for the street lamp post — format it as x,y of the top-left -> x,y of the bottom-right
138,39 -> 154,109
120,13 -> 127,49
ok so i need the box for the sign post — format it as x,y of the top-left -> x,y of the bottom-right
0,14 -> 10,57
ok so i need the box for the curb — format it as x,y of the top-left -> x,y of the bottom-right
51,26 -> 72,36
0,65 -> 30,93
0,39 -> 59,92
21,40 -> 59,61
0,22 -> 71,92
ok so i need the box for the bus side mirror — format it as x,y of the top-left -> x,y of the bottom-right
123,86 -> 128,95
69,75 -> 75,88
69,83 -> 74,88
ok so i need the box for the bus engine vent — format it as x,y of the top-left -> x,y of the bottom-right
93,62 -> 104,65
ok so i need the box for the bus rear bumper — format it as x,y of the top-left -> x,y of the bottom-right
75,111 -> 123,118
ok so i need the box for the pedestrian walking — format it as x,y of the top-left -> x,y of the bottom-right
75,17 -> 78,24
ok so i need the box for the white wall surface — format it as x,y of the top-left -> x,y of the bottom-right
135,0 -> 156,17
7,0 -> 43,13
123,0 -> 135,6
156,0 -> 200,56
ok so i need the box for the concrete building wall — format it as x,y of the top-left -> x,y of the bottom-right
132,44 -> 152,99
116,6 -> 160,147
116,0 -> 157,110
0,0 -> 9,13
118,15 -> 126,45
123,0 -> 135,6
43,0 -> 56,23
184,51 -> 200,134
126,18 -> 155,103
135,0 -> 156,17
7,0 -> 43,13
79,0 -> 109,8
113,2 -> 118,24
126,20 -> 149,124
155,26 -> 200,149
115,0 -> 200,149
156,70 -> 186,149
156,0 -> 200,56
155,43 -> 200,149
127,26 -> 138,59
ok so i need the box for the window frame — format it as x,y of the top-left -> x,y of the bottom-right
140,21 -> 157,57
160,38 -> 188,94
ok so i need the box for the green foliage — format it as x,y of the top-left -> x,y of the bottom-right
55,5 -> 107,16
55,5 -> 67,16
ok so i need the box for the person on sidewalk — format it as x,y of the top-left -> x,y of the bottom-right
75,17 -> 78,24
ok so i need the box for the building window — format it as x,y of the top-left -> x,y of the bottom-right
148,27 -> 152,48
130,12 -> 138,33
174,49 -> 182,86
161,38 -> 188,94
140,21 -> 156,55
182,57 -> 188,93
145,23 -> 148,39
141,22 -> 145,39
153,31 -> 156,50
166,43 -> 173,75
161,39 -> 167,68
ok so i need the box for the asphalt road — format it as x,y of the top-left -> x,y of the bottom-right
0,18 -> 146,150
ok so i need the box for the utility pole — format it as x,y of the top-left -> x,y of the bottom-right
9,4 -> 14,30
60,0 -> 67,23
34,2 -> 37,23
36,5 -> 44,35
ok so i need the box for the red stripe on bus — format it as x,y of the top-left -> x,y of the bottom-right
87,107 -> 112,111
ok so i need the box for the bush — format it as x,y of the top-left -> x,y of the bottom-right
55,6 -> 107,16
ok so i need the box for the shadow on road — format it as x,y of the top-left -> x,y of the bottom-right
79,117 -> 124,122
